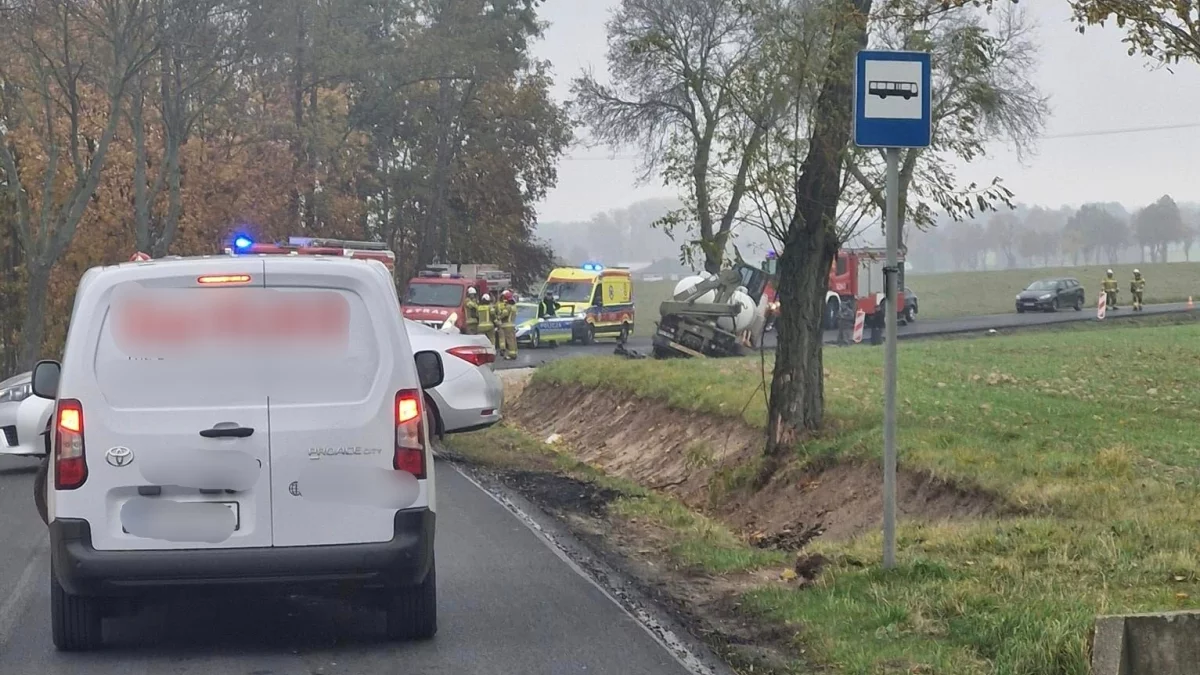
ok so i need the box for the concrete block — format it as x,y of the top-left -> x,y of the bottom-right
1092,610 -> 1200,675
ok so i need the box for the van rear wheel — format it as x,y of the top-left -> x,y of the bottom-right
51,572 -> 103,651
386,566 -> 437,641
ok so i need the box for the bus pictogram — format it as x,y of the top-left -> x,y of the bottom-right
867,80 -> 918,100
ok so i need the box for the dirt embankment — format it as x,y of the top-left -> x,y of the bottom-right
510,379 -> 1005,545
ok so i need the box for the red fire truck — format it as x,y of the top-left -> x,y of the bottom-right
401,264 -> 510,332
761,248 -> 905,330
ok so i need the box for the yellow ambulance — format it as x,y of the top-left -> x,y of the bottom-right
539,263 -> 634,344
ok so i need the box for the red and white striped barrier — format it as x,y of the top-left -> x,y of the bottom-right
853,310 -> 866,343
1097,291 -> 1107,320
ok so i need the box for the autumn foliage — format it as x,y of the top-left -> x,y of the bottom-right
0,0 -> 571,375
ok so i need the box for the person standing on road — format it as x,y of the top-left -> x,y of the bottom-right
1130,269 -> 1145,311
1103,270 -> 1119,310
464,287 -> 480,334
837,300 -> 855,346
497,291 -> 519,359
477,293 -> 495,347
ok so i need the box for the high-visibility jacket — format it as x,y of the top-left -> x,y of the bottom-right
1102,277 -> 1118,293
476,302 -> 493,332
496,302 -> 516,328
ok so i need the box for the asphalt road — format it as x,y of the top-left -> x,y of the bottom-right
496,301 -> 1196,370
0,454 -> 714,674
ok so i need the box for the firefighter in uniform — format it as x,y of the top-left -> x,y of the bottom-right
496,290 -> 518,359
1102,269 -> 1119,310
1130,269 -> 1145,311
464,287 -> 480,334
837,300 -> 855,346
477,293 -> 495,346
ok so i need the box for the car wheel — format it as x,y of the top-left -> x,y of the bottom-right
825,298 -> 839,329
619,323 -> 631,342
530,328 -> 541,349
1074,295 -> 1083,311
386,565 -> 437,641
1050,298 -> 1059,312
581,323 -> 595,345
904,306 -> 915,323
51,571 -> 104,651
1017,306 -> 1025,314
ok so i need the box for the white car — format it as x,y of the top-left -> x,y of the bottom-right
0,372 -> 53,457
404,320 -> 503,435
34,254 -> 440,651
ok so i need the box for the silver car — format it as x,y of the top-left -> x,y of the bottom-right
0,372 -> 53,457
404,320 -> 503,435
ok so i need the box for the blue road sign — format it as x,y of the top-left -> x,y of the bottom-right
854,50 -> 931,148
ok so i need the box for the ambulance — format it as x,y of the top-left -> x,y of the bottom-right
540,263 -> 635,344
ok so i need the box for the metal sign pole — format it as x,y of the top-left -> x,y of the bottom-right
853,48 -> 930,572
882,147 -> 900,570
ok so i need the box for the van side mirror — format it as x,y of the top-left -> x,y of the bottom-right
31,360 -> 61,400
414,351 -> 444,390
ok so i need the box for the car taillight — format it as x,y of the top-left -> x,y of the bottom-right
55,399 -> 87,490
394,389 -> 426,478
447,345 -> 494,366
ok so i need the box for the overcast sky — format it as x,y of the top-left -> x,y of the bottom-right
531,2 -> 1200,223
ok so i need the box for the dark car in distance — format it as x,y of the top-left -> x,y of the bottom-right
1016,277 -> 1085,313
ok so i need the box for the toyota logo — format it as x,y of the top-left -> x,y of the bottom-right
105,446 -> 134,467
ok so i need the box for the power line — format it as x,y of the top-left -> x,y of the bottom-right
558,121 -> 1200,162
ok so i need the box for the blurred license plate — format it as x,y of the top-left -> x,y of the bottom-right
121,502 -> 240,534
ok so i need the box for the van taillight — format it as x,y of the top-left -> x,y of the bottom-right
55,399 -> 87,490
394,389 -> 426,478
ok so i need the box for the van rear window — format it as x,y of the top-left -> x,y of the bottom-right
404,282 -> 464,307
95,286 -> 380,409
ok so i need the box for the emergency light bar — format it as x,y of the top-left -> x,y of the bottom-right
288,236 -> 388,251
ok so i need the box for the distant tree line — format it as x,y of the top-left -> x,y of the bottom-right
907,196 -> 1199,273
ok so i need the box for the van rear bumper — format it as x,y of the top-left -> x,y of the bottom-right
49,509 -> 435,597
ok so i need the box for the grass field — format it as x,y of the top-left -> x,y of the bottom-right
525,320 -> 1200,674
629,261 -> 1200,335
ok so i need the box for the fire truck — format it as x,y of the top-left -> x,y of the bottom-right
401,263 -> 511,332
761,248 -> 905,330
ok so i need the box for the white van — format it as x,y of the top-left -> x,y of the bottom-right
30,254 -> 443,651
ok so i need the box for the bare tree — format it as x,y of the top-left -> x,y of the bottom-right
571,0 -> 788,273
760,0 -> 871,479
0,0 -> 158,369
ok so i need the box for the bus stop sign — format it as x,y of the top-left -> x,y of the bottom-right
853,50 -> 932,148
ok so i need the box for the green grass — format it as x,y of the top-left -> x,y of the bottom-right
629,261 -> 1200,333
532,321 -> 1200,674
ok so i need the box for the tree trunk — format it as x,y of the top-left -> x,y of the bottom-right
761,0 -> 870,484
17,264 -> 51,371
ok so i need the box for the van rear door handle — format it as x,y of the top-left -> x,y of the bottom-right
199,426 -> 254,439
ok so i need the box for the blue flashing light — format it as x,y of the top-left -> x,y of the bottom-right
766,250 -> 777,259
232,235 -> 253,252
581,262 -> 604,272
